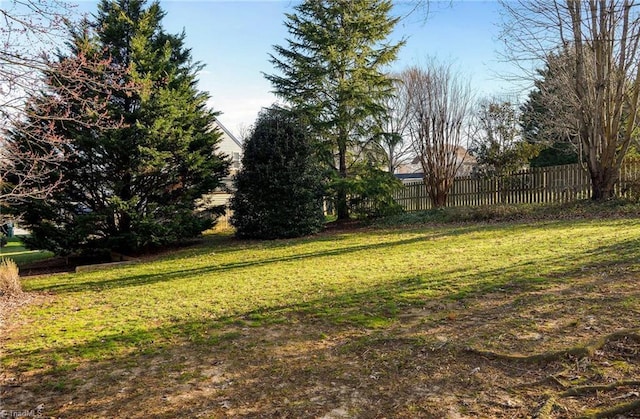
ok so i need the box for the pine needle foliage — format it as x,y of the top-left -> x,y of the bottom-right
266,0 -> 403,220
8,0 -> 229,256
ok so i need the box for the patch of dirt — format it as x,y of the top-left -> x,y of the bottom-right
2,251 -> 640,417
0,294 -> 33,331
0,292 -> 54,415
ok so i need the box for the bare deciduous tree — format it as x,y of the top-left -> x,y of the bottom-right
469,97 -> 541,203
377,75 -> 415,173
403,63 -> 473,207
500,0 -> 640,200
1,0 -> 75,121
3,47 -> 127,204
0,2 -> 128,206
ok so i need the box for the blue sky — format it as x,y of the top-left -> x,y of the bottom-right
71,0 -> 521,137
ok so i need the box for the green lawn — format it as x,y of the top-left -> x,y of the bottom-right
0,237 -> 53,266
2,218 -> 640,417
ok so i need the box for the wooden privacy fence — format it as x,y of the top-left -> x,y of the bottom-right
394,160 -> 640,211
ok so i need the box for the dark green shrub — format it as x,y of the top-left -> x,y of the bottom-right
231,109 -> 325,239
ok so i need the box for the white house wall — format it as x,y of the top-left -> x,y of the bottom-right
202,119 -> 243,228
214,117 -> 243,172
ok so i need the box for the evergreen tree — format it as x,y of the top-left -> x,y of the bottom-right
266,0 -> 403,220
231,109 -> 324,239
520,54 -> 579,168
8,0 -> 228,256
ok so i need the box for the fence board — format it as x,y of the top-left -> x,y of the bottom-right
393,160 -> 640,212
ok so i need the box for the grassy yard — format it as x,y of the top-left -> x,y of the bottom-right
0,237 -> 53,266
1,218 -> 640,417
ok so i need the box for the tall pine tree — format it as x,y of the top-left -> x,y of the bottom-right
8,0 -> 229,256
266,0 -> 403,220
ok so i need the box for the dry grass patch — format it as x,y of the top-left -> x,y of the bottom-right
0,258 -> 21,297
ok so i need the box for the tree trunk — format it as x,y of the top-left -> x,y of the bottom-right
589,165 -> 619,201
336,189 -> 349,220
432,191 -> 447,208
336,142 -> 349,220
118,171 -> 133,236
426,179 -> 448,208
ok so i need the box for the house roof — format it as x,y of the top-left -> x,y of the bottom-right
395,173 -> 423,180
214,117 -> 242,148
409,146 -> 476,165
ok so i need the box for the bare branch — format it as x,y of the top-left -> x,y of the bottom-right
402,61 -> 474,207
376,75 -> 416,173
0,1 -> 134,206
500,0 -> 640,200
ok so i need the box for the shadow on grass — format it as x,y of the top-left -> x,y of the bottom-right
5,243 -> 640,418
31,229 -> 470,294
28,219 -> 627,295
8,232 -> 640,360
5,221 -> 640,417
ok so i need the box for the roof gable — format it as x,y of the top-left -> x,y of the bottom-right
213,117 -> 243,150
